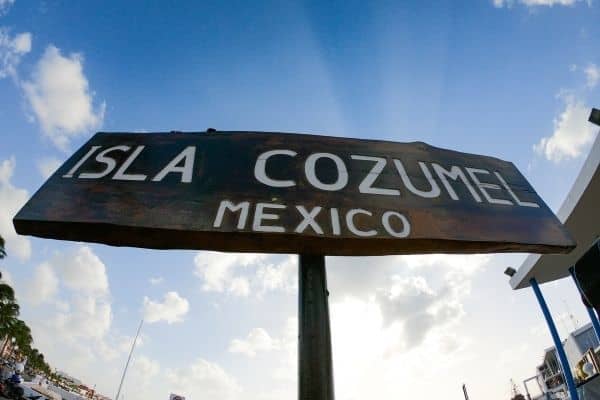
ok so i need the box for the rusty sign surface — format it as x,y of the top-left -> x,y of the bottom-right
13,131 -> 575,255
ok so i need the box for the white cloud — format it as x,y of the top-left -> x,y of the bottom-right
534,97 -> 596,162
0,157 -> 32,261
22,45 -> 105,151
149,276 -> 164,285
134,354 -> 159,377
367,255 -> 488,350
584,63 -> 600,89
22,246 -> 113,340
326,254 -> 490,398
143,291 -> 189,324
325,254 -> 488,353
37,157 -> 62,178
327,253 -> 487,303
88,331 -> 145,364
11,31 -> 30,52
193,252 -> 296,297
0,28 -> 30,79
193,252 -> 265,294
271,317 -> 298,380
41,245 -> 113,339
377,275 -> 464,349
56,246 -> 109,294
117,333 -> 145,354
114,354 -> 162,400
14,251 -> 116,396
26,262 -> 59,305
130,354 -> 160,386
226,318 -> 298,397
328,295 -> 473,400
0,0 -> 15,16
53,293 -> 113,339
229,276 -> 250,297
400,253 -> 488,277
255,255 -> 297,295
310,254 -> 493,399
229,328 -> 280,357
232,252 -> 488,399
5,245 -> 146,399
165,358 -> 241,400
378,276 -> 436,326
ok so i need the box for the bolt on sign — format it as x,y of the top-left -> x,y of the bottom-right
14,131 -> 575,255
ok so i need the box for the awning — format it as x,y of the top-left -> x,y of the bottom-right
510,127 -> 600,290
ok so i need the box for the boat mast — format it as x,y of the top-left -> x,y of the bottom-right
115,319 -> 143,400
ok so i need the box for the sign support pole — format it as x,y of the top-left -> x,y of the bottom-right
298,254 -> 335,400
530,278 -> 579,400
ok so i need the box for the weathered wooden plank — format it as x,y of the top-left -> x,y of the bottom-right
13,131 -> 575,255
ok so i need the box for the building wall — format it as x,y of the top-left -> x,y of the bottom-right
564,324 -> 599,371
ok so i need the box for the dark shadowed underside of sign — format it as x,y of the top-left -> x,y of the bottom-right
13,131 -> 575,255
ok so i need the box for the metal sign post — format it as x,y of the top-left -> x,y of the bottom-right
298,254 -> 334,400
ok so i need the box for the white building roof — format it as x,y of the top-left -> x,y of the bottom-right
510,128 -> 600,290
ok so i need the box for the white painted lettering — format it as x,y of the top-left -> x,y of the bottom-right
431,163 -> 482,202
330,208 -> 341,235
152,146 -> 196,183
346,209 -> 377,237
79,145 -> 130,179
465,167 -> 513,206
112,145 -> 147,181
305,152 -> 348,191
394,159 -> 441,198
253,203 -> 286,233
254,149 -> 297,187
63,146 -> 101,178
294,205 -> 323,234
494,172 -> 540,208
213,200 -> 250,229
351,155 -> 400,196
382,211 -> 410,238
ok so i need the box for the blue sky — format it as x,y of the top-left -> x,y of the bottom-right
1,1 -> 599,399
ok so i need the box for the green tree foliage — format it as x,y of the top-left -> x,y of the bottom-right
24,347 -> 51,374
0,283 -> 19,338
0,235 -> 6,259
0,283 -> 15,303
0,236 -> 51,374
10,319 -> 32,352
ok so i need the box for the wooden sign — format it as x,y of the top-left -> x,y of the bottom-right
13,131 -> 575,255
